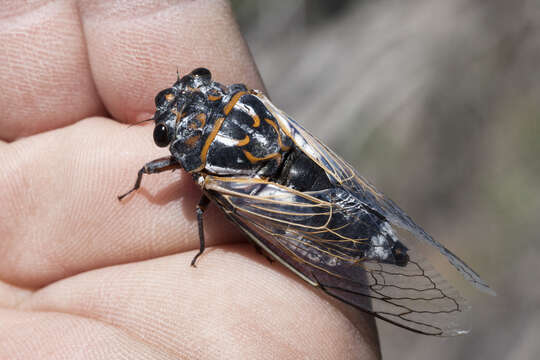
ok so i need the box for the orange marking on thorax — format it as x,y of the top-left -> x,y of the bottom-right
236,135 -> 250,146
208,94 -> 222,101
252,114 -> 260,127
223,91 -> 247,115
253,92 -> 294,140
242,150 -> 281,164
170,108 -> 181,124
185,134 -> 201,148
199,117 -> 225,170
265,118 -> 291,151
186,86 -> 201,93
196,113 -> 206,128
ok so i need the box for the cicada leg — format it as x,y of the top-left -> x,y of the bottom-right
117,156 -> 180,200
191,195 -> 210,267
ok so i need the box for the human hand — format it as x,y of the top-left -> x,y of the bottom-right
0,1 -> 379,358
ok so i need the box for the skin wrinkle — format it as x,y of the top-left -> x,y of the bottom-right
77,0 -> 229,21
0,281 -> 33,308
0,0 -> 104,141
0,0 -> 57,25
17,248 -> 376,359
0,309 -> 176,359
45,310 -> 184,359
22,256 -> 186,355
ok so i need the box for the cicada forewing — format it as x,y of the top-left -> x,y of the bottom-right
256,92 -> 493,296
205,176 -> 470,336
201,93 -> 493,335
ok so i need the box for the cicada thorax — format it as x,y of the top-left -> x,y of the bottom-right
169,111 -> 208,172
204,89 -> 295,177
170,84 -> 295,178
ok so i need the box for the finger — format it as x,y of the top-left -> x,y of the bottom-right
0,117 -> 241,288
0,281 -> 32,308
0,0 -> 106,141
19,245 -> 380,359
0,310 -> 172,359
79,0 -> 263,124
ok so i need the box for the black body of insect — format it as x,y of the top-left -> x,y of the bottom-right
119,67 -> 494,336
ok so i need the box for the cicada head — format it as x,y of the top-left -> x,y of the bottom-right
151,68 -> 227,172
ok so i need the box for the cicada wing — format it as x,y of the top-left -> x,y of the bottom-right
314,257 -> 471,336
256,93 -> 493,295
204,176 -> 471,336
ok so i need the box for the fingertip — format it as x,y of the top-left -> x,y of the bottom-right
79,0 -> 263,124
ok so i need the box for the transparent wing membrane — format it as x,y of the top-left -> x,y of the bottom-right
205,176 -> 472,335
257,93 -> 493,295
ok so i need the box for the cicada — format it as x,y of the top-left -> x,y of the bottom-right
119,68 -> 494,336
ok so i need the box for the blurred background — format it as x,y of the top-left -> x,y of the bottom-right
230,0 -> 539,359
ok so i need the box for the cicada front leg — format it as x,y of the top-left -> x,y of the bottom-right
191,194 -> 211,267
118,156 -> 180,200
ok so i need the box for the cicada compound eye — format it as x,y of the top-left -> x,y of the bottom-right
190,67 -> 212,84
153,124 -> 170,147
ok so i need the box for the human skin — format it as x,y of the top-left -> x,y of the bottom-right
0,1 -> 380,358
